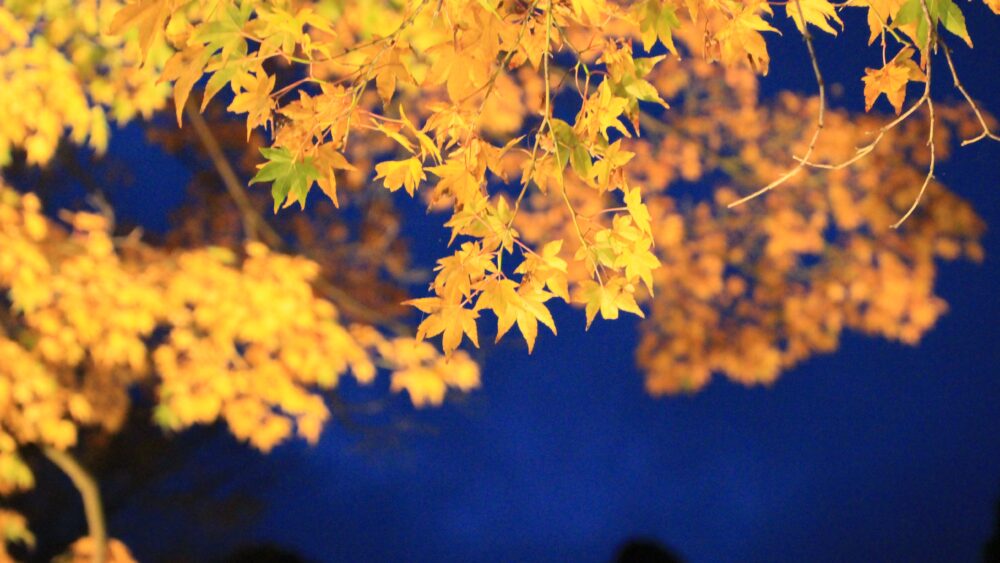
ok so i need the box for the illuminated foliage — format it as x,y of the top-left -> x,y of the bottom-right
513,48 -> 985,392
0,184 -> 479,555
0,1 -> 169,165
96,0 -> 996,357
0,0 -> 996,558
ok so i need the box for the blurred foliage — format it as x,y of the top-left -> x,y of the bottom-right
0,0 -> 996,559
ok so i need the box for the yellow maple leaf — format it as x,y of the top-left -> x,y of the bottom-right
475,278 -> 557,353
714,3 -> 778,74
577,277 -> 645,329
227,70 -> 276,139
433,242 -> 497,300
389,351 -> 480,407
847,0 -> 908,44
406,297 -> 480,355
615,238 -> 661,295
375,47 -> 413,106
623,185 -> 652,236
429,156 -> 483,207
570,0 -> 607,23
862,49 -> 925,113
786,0 -> 843,36
374,157 -> 426,196
108,0 -> 176,65
313,144 -> 356,207
162,46 -> 210,126
515,240 -> 570,302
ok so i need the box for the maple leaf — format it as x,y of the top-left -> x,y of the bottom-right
488,197 -> 520,253
373,120 -> 416,154
578,278 -> 645,330
445,196 -> 518,253
433,242 -> 497,300
615,238 -> 661,295
406,297 -> 480,355
933,0 -> 973,47
424,42 -> 491,102
399,106 -> 441,163
636,0 -> 681,54
715,3 -> 778,74
593,141 -> 635,191
375,157 -> 426,196
513,284 -> 558,353
228,70 -> 276,139
623,185 -> 652,236
312,144 -> 356,207
549,119 -> 580,178
389,350 -> 480,407
624,77 -> 669,110
515,240 -> 570,302
595,97 -> 633,139
161,46 -> 211,126
376,47 -> 414,106
894,0 -> 972,49
475,278 -> 557,353
475,278 -> 520,339
847,0 -> 908,44
253,6 -> 315,57
181,3 -> 253,118
108,0 -> 176,65
429,156 -> 483,207
569,0 -> 607,23
786,0 -> 843,35
249,147 -> 321,212
862,48 -> 925,113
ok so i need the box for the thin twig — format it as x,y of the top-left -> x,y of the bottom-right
791,82 -> 929,171
939,40 -> 1000,146
891,96 -> 935,228
890,0 -> 938,228
728,0 -> 826,208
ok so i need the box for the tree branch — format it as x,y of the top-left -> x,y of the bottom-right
42,447 -> 106,563
184,101 -> 282,247
184,96 -> 410,334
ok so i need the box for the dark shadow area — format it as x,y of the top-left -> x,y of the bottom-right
615,538 -> 685,563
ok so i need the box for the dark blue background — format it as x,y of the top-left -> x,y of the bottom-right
88,10 -> 1000,563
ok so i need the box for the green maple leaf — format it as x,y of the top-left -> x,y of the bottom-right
250,147 -> 321,212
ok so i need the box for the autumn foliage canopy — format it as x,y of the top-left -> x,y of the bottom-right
0,0 -> 997,559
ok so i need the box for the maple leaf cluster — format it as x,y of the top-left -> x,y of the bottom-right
0,182 -> 479,554
91,0 -> 994,360
0,0 -> 997,557
0,1 -> 169,166
514,47 -> 985,392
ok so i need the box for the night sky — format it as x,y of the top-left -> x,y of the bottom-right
37,9 -> 1000,563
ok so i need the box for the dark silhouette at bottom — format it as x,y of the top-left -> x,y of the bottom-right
615,538 -> 684,563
